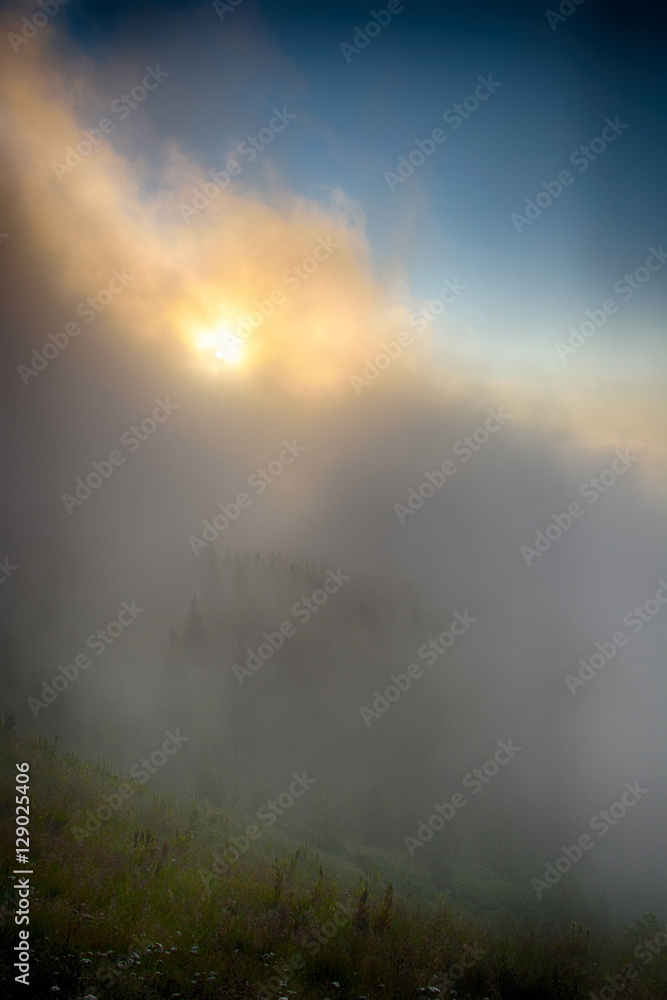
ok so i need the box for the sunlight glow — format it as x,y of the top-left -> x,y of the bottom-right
196,325 -> 246,365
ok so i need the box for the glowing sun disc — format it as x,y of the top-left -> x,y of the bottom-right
196,325 -> 245,365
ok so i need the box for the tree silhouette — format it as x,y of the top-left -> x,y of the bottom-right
183,596 -> 208,657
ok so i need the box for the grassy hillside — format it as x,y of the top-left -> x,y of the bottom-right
1,727 -> 665,999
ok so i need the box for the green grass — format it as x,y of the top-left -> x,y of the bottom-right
1,728 -> 665,999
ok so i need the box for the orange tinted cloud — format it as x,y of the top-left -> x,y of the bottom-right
0,11 -> 663,472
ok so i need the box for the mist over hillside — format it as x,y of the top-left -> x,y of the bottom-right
1,3 -> 666,996
4,437 -> 666,930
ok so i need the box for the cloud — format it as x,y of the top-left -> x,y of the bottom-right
2,7 -> 665,475
1,4 -> 666,926
0,17 -> 433,397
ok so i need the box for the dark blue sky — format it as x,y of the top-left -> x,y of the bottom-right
18,0 -> 667,377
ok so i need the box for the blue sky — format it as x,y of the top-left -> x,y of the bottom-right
55,0 -> 666,385
0,0 -> 661,409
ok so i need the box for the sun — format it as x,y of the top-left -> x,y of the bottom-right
195,325 -> 246,365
